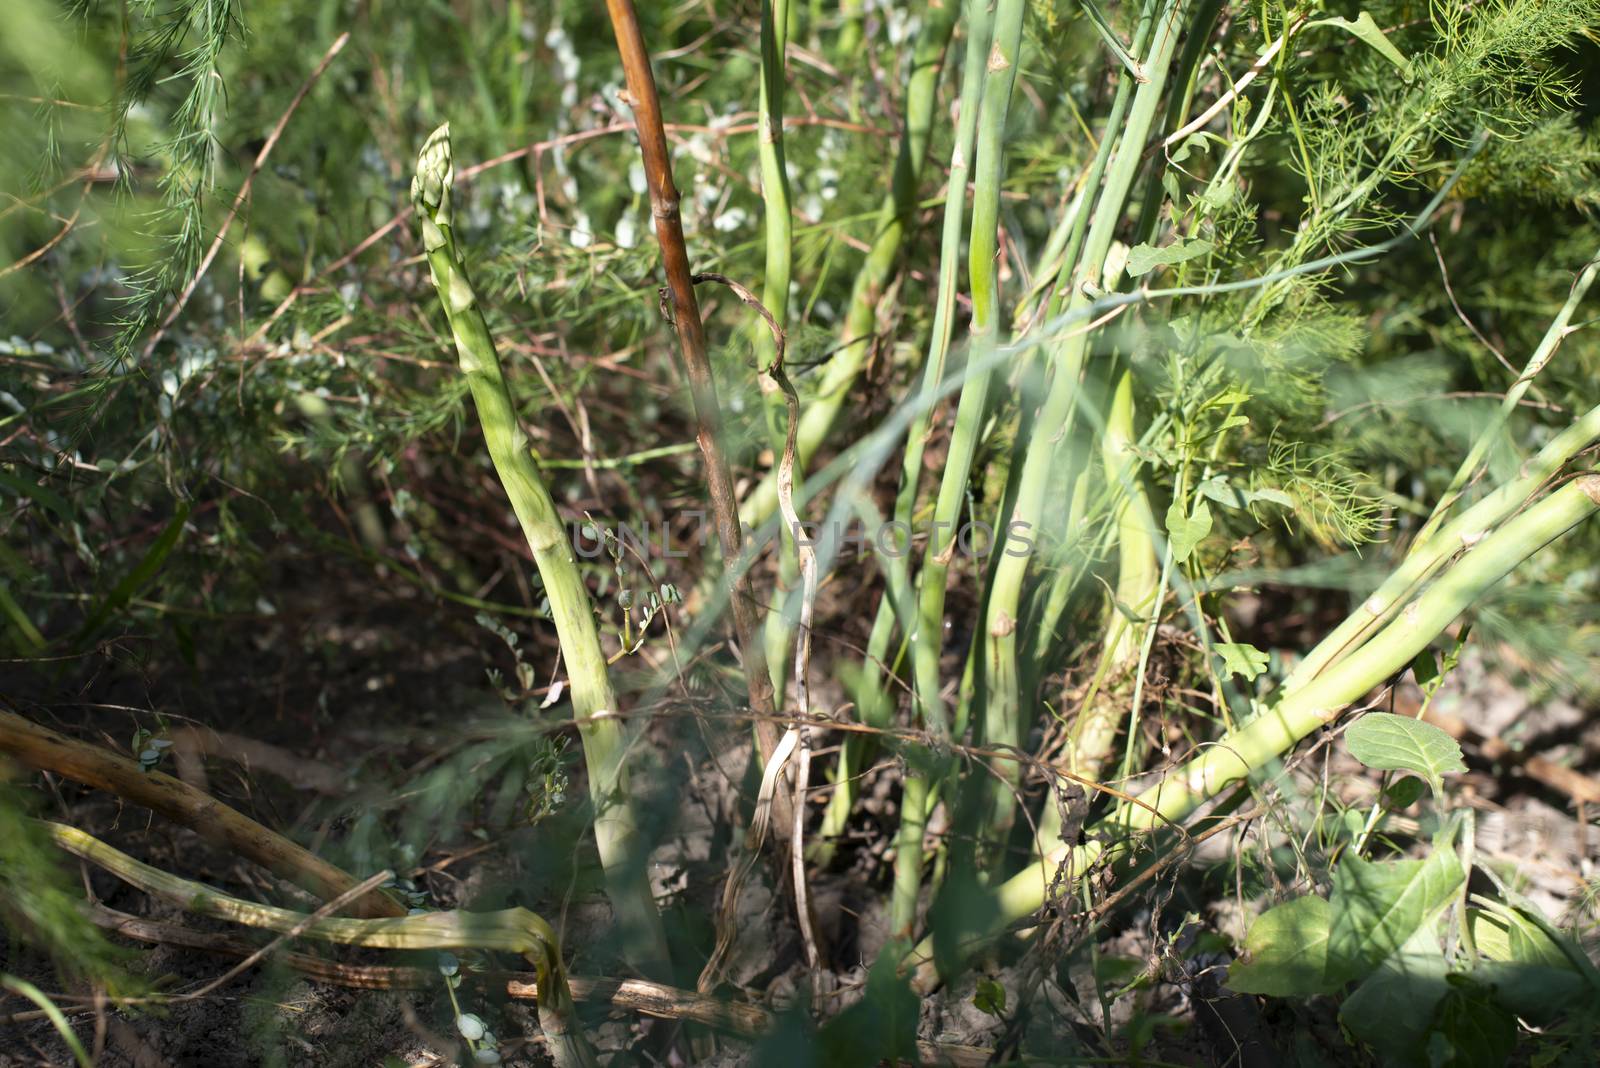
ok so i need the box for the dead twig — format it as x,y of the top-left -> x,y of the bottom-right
0,706 -> 403,918
686,272 -> 826,983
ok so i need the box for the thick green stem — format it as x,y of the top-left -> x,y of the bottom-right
1285,399 -> 1600,691
814,0 -> 996,867
1077,371 -> 1158,773
739,0 -> 958,530
976,0 -> 1188,850
892,0 -> 1026,936
912,473 -> 1600,990
1414,248 -> 1600,544
756,0 -> 799,697
412,127 -> 668,980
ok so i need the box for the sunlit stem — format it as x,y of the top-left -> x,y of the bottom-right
411,126 -> 669,980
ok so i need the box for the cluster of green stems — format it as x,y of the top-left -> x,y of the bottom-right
736,0 -> 1600,988
412,0 -> 1600,1016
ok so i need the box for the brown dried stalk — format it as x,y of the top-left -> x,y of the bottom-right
0,706 -> 403,919
85,904 -> 773,1036
600,0 -> 794,844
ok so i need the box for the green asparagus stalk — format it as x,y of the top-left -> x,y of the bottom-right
910,472 -> 1600,990
738,0 -> 958,531
1074,370 -> 1159,780
755,0 -> 800,699
1284,398 -> 1600,691
891,0 -> 1028,936
974,0 -> 1189,847
411,125 -> 669,981
812,0 -> 997,868
1024,0 -> 1196,848
1414,247 -> 1600,545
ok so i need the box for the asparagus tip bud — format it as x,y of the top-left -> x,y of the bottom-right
413,122 -> 455,224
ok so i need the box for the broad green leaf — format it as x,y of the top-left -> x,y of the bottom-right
1308,12 -> 1414,81
1215,642 -> 1270,682
1411,649 -> 1439,688
1345,712 -> 1466,793
1194,180 -> 1233,212
1473,884 -> 1600,995
1164,498 -> 1212,563
1126,237 -> 1215,277
1196,475 -> 1255,512
1328,846 -> 1464,981
1429,978 -> 1518,1068
1226,895 -> 1335,996
456,1013 -> 486,1041
973,977 -> 1006,1017
1168,131 -> 1216,165
1243,487 -> 1295,509
1469,906 -> 1570,969
1475,960 -> 1591,1023
1339,922 -> 1449,1059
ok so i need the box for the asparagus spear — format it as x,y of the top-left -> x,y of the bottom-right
412,125 -> 669,981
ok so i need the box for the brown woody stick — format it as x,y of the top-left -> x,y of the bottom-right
79,906 -> 993,1065
0,707 -> 403,919
600,0 -> 794,844
84,903 -> 771,1035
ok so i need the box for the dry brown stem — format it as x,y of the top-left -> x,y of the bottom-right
600,0 -> 794,844
0,707 -> 403,918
